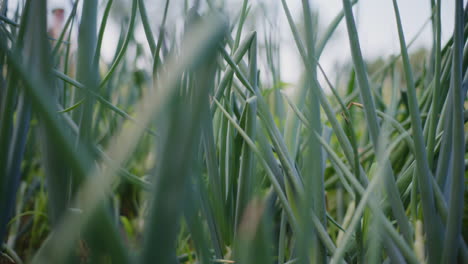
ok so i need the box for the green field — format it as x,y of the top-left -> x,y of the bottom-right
0,0 -> 467,263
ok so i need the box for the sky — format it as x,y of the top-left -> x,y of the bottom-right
7,0 -> 464,85
278,0 -> 459,83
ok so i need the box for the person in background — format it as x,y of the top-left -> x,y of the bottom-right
48,7 -> 65,40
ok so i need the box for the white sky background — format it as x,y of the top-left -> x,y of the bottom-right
7,0 -> 464,87
280,0 -> 459,85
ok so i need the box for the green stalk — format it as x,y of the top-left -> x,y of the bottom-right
301,0 -> 326,262
53,69 -> 158,137
281,0 -> 367,188
214,34 -> 255,104
152,0 -> 170,80
233,97 -> 257,232
280,0 -> 310,165
24,15 -> 228,264
193,167 -> 224,259
425,0 -> 441,168
200,95 -> 226,253
278,211 -> 287,264
234,36 -> 257,235
282,93 -> 356,198
257,124 -> 285,190
329,133 -> 419,264
61,14 -> 75,106
75,0 -> 99,143
218,42 -> 304,197
140,42 -> 219,264
2,22 -> 131,264
435,82 -> 454,188
0,24 -> 32,242
214,98 -> 299,240
19,0 -> 71,228
0,48 -> 15,242
184,181 -> 214,264
233,0 -> 249,51
441,0 -> 465,262
214,98 -> 339,255
283,29 -> 420,264
341,0 -> 412,244
99,0 -> 137,89
89,0 -> 113,132
51,0 -> 79,58
93,0 -> 113,67
138,0 -> 156,53
0,15 -> 18,26
391,1 -> 442,262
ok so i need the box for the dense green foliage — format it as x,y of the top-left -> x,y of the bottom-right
0,0 -> 467,263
